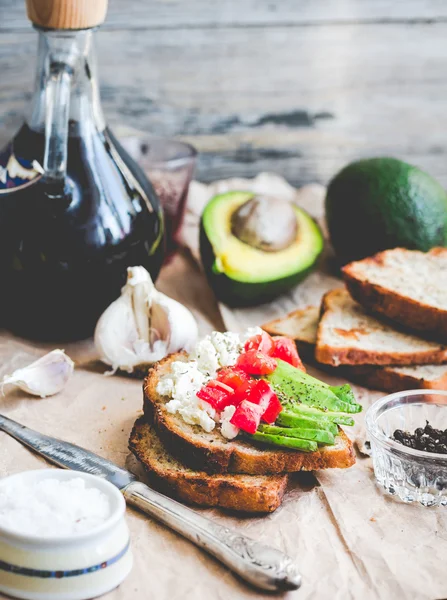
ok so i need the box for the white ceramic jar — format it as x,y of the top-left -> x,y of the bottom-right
0,469 -> 133,600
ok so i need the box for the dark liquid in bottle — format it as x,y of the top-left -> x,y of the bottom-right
0,123 -> 164,341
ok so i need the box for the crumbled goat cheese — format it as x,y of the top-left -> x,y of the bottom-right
0,477 -> 110,537
190,338 -> 220,377
220,405 -> 240,440
157,328 -> 262,436
162,359 -> 216,432
209,331 -> 243,368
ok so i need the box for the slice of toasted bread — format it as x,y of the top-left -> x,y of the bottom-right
263,306 -> 447,392
129,417 -> 288,513
315,288 -> 447,367
262,306 -> 319,361
350,364 -> 447,392
143,355 -> 356,475
343,248 -> 447,342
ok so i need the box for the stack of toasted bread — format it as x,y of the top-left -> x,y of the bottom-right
129,247 -> 447,513
264,248 -> 447,393
129,353 -> 356,514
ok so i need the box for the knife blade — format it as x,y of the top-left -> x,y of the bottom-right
0,413 -> 301,592
0,412 -> 136,489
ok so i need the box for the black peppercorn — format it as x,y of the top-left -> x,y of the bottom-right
393,429 -> 405,442
392,422 -> 447,454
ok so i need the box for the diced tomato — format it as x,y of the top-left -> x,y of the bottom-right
245,379 -> 273,410
244,331 -> 275,356
197,380 -> 233,410
261,392 -> 282,424
236,350 -> 277,375
230,379 -> 283,426
230,400 -> 263,434
198,371 -> 282,428
226,380 -> 255,406
243,379 -> 282,424
216,366 -> 249,390
272,336 -> 305,371
207,380 -> 234,394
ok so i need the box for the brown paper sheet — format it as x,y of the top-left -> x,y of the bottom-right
0,174 -> 446,600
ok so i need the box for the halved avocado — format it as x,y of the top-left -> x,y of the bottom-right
200,191 -> 324,306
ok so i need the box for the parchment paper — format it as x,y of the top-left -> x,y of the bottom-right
0,175 -> 446,600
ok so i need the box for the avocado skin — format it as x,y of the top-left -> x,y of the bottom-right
199,222 -> 317,306
326,157 -> 447,265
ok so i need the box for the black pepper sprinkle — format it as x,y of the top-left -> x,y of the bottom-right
393,421 -> 447,454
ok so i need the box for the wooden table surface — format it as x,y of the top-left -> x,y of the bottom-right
0,0 -> 447,186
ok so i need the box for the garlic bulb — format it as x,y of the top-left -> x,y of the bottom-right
94,266 -> 199,374
1,350 -> 75,398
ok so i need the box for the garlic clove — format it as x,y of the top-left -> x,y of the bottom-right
94,266 -> 198,374
1,349 -> 75,398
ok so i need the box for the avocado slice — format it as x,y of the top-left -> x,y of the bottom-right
247,431 -> 318,452
200,191 -> 324,306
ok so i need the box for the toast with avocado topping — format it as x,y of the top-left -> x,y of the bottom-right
129,417 -> 288,513
263,305 -> 447,392
342,247 -> 447,342
142,353 -> 356,475
315,288 -> 447,366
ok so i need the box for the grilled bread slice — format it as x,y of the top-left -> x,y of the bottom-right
143,355 -> 356,475
315,288 -> 447,367
263,306 -> 447,392
343,248 -> 447,342
263,306 -> 319,361
129,417 -> 288,513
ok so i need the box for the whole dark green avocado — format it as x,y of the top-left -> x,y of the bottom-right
325,157 -> 447,264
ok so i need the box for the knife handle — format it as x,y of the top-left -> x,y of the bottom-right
123,481 -> 301,592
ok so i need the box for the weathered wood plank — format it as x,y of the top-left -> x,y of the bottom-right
1,22 -> 447,186
1,0 -> 447,31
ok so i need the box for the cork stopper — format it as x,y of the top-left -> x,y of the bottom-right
26,0 -> 108,30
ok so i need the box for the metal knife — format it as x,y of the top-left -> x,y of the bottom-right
0,413 -> 301,592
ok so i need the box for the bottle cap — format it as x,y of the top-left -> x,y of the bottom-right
26,0 -> 108,30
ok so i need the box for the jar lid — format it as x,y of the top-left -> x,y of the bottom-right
26,0 -> 108,30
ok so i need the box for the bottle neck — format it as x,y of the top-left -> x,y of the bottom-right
27,29 -> 105,139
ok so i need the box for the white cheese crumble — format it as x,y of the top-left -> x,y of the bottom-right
0,477 -> 111,537
190,338 -> 220,378
220,405 -> 239,440
158,328 -> 263,438
163,359 -> 216,432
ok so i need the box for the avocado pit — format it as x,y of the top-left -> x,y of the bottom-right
231,195 -> 298,252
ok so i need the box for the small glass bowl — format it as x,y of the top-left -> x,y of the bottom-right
366,390 -> 447,507
121,135 -> 197,253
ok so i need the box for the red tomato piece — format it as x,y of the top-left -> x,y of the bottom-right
196,380 -> 233,410
216,366 -> 249,390
246,379 -> 273,410
243,379 -> 282,424
272,336 -> 305,371
207,380 -> 234,394
261,392 -> 282,424
236,350 -> 277,375
244,331 -> 275,356
230,400 -> 263,434
227,380 -> 257,407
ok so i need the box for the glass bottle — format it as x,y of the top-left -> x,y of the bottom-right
0,1 -> 164,341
